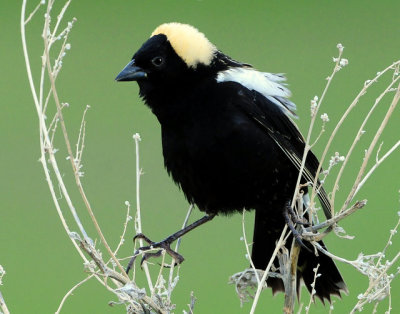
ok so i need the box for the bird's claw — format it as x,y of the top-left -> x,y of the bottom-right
283,201 -> 312,253
126,233 -> 184,274
285,203 -> 310,226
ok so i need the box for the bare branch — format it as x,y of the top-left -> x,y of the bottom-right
241,209 -> 261,284
341,82 -> 400,213
131,133 -> 154,292
354,139 -> 400,197
0,265 -> 9,314
250,225 -> 288,314
56,274 -> 95,314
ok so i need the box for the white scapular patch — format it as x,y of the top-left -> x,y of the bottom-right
151,23 -> 217,68
216,67 -> 297,118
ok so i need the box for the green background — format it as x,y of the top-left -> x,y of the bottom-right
1,0 -> 400,313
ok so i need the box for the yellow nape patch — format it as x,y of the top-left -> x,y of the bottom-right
151,23 -> 217,68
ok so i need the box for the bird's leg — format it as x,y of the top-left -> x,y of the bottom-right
126,214 -> 216,273
283,201 -> 312,253
285,200 -> 310,226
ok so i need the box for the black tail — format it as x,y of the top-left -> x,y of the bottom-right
251,208 -> 348,303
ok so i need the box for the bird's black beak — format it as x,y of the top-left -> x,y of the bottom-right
115,59 -> 147,82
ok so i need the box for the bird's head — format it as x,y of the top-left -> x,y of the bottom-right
116,23 -> 296,119
115,23 -> 219,90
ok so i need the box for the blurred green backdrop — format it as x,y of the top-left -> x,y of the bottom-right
1,0 -> 400,313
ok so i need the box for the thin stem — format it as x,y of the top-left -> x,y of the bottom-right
0,290 -> 9,314
305,264 -> 320,314
167,205 -> 193,298
283,241 -> 301,313
376,215 -> 400,268
42,2 -> 128,278
112,202 -> 132,256
354,139 -> 400,198
132,133 -> 154,292
297,48 -> 344,214
21,0 -> 88,264
56,274 -> 94,314
242,209 -> 261,284
304,200 -> 367,237
23,0 -> 124,298
24,0 -> 44,25
340,83 -> 400,212
49,0 -> 71,48
250,225 -> 288,314
311,61 -> 400,213
350,252 -> 400,314
331,75 -> 400,206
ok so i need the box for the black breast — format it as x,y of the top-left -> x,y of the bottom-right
160,89 -> 297,215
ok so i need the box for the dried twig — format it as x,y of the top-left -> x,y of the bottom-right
167,204 -> 193,299
22,2 -> 400,312
21,1 -> 173,312
304,264 -> 320,314
42,0 -> 128,278
243,44 -> 400,313
0,265 -> 9,314
241,209 -> 261,284
131,133 -> 154,292
56,274 -> 95,314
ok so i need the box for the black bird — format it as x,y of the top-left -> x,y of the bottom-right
116,23 -> 347,302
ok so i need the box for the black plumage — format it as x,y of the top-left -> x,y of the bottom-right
116,23 -> 347,302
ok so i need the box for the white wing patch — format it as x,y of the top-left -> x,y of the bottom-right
216,67 -> 297,118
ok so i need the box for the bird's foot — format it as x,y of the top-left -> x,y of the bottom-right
125,214 -> 216,274
286,203 -> 310,226
283,202 -> 312,253
126,233 -> 184,274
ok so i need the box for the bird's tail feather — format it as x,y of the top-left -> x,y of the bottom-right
251,208 -> 347,302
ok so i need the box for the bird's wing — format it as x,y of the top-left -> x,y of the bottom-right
232,84 -> 332,219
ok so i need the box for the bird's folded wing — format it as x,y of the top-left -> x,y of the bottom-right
233,86 -> 332,219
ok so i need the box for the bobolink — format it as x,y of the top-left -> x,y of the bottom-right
116,23 -> 347,302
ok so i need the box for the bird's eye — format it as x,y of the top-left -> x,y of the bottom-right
151,56 -> 164,67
